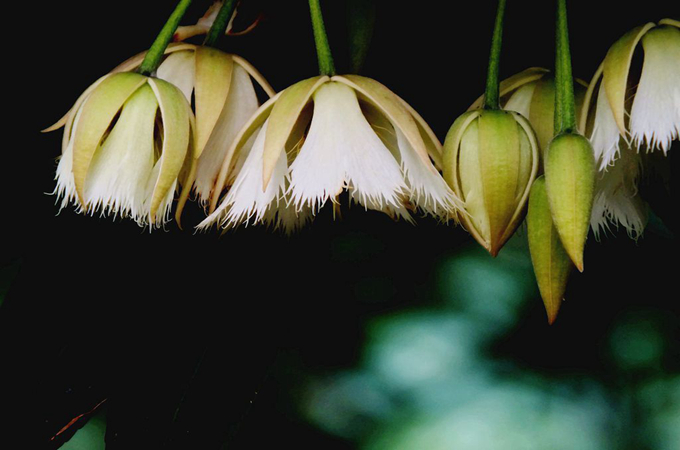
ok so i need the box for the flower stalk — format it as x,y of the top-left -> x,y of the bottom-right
483,0 -> 507,110
138,0 -> 194,76
554,0 -> 576,134
308,0 -> 336,76
203,0 -> 238,47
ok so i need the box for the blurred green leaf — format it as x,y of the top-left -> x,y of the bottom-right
59,409 -> 106,450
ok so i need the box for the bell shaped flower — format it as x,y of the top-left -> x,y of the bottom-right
199,75 -> 460,233
48,72 -> 194,229
443,109 -> 539,256
50,43 -> 275,220
583,19 -> 680,169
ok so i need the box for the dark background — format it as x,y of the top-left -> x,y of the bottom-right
2,1 -> 676,449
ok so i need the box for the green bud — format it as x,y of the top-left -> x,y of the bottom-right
443,109 -> 539,256
527,176 -> 573,324
544,132 -> 596,271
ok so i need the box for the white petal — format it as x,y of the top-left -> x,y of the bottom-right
193,64 -> 260,204
53,105 -> 85,212
83,85 -> 158,225
288,82 -> 407,214
156,50 -> 196,102
630,26 -> 680,153
197,119 -> 289,230
503,81 -> 536,118
590,147 -> 647,239
394,126 -> 458,216
590,83 -> 623,169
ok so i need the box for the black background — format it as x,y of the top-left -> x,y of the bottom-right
2,0 -> 676,449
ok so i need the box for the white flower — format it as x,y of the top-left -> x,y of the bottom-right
199,75 -> 460,233
49,43 -> 275,224
583,20 -> 680,169
48,72 -> 194,229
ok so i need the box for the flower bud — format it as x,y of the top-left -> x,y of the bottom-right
443,109 -> 539,256
527,176 -> 573,324
544,133 -> 596,271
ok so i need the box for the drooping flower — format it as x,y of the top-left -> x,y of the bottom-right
199,75 -> 460,233
48,43 -> 275,219
48,72 -> 194,229
583,19 -> 680,169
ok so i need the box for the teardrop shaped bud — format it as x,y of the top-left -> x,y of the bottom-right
443,109 -> 539,256
527,176 -> 573,324
544,132 -> 596,271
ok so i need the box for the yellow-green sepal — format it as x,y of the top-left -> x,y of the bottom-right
262,76 -> 329,190
194,47 -> 234,159
603,23 -> 656,134
72,72 -> 148,206
477,110 -> 522,255
147,78 -> 193,221
442,111 -> 481,198
333,74 -> 434,172
658,18 -> 679,28
527,176 -> 573,324
544,133 -> 595,271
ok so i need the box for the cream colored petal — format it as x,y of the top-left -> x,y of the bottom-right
503,81 -> 536,118
194,47 -> 234,158
591,82 -> 623,169
603,23 -> 656,134
232,55 -> 276,98
209,90 -> 282,213
72,72 -> 148,206
147,78 -> 192,221
262,76 -> 329,190
630,26 -> 680,152
193,64 -> 259,204
468,67 -> 550,111
156,50 -> 197,102
333,75 -> 435,174
83,85 -> 158,223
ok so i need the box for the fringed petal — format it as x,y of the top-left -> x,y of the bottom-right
591,83 -> 623,169
630,26 -> 680,153
83,85 -> 158,224
288,82 -> 407,214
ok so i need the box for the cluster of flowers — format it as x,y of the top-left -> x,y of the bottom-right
45,4 -> 677,320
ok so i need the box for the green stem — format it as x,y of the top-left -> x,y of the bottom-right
554,0 -> 576,134
483,0 -> 507,110
204,0 -> 238,47
308,0 -> 336,76
138,0 -> 193,76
